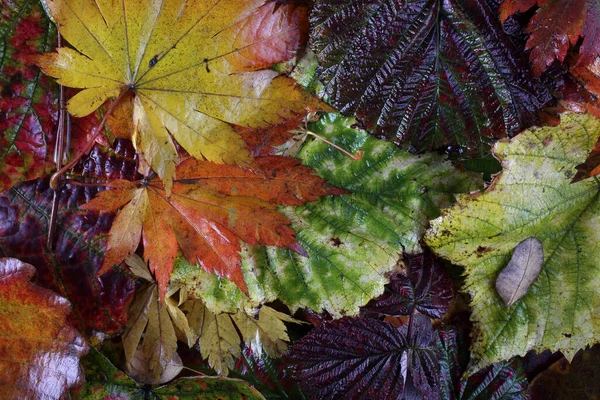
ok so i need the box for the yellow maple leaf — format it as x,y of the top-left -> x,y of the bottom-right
37,0 -> 326,190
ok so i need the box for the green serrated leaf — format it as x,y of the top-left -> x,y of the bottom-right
172,113 -> 479,317
73,348 -> 265,400
426,113 -> 600,372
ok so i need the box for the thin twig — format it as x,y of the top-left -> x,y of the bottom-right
49,87 -> 130,190
47,33 -> 66,249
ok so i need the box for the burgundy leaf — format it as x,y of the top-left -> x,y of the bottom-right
285,315 -> 439,400
362,252 -> 454,319
0,0 -> 58,191
0,140 -> 138,335
310,0 -> 551,154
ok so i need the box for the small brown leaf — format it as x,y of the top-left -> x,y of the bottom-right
495,237 -> 544,307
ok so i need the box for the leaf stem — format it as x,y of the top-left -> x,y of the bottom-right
49,87 -> 130,190
292,129 -> 363,160
47,33 -> 66,249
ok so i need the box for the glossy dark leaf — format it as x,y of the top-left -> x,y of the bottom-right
0,0 -> 58,190
310,0 -> 551,154
0,140 -> 138,335
232,347 -> 308,400
362,251 -> 454,319
285,314 -> 439,400
73,347 -> 266,399
437,328 -> 530,400
0,258 -> 87,399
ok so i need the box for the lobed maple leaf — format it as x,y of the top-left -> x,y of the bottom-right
500,0 -> 600,75
36,0 -> 327,191
81,155 -> 344,300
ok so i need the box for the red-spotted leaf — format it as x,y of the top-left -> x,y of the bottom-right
0,258 -> 88,399
0,0 -> 58,191
500,0 -> 600,75
362,251 -> 454,319
285,314 -> 439,400
226,1 -> 309,72
0,141 -> 138,336
309,0 -> 551,153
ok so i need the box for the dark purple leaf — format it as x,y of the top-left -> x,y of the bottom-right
285,315 -> 439,400
309,0 -> 552,154
0,140 -> 138,335
362,252 -> 454,319
436,327 -> 530,400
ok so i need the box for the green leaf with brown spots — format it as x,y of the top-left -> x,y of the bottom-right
426,113 -> 600,372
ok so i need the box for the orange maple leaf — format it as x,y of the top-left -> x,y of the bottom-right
81,156 -> 345,300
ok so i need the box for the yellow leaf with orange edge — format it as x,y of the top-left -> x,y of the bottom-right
36,0 -> 327,189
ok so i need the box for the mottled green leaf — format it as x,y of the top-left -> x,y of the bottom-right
172,113 -> 479,316
426,113 -> 600,371
73,348 -> 265,400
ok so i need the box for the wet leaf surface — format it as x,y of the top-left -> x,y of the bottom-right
0,140 -> 138,335
0,0 -> 57,191
0,258 -> 87,399
310,0 -> 551,153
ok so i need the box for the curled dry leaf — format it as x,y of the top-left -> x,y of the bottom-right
0,258 -> 88,399
496,237 -> 544,308
36,0 -> 327,189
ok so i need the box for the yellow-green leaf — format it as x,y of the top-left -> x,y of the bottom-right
37,0 -> 326,187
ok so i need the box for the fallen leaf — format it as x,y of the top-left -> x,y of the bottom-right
0,258 -> 88,399
309,0 -> 551,153
437,328 -> 531,399
36,0 -> 326,189
362,251 -> 454,319
82,155 -> 342,300
285,314 -> 439,400
121,255 -> 190,384
0,0 -> 57,191
426,113 -> 600,371
496,237 -> 544,308
500,0 -> 600,75
0,140 -> 138,336
73,347 -> 266,399
185,300 -> 300,376
225,1 -> 309,72
172,113 -> 479,317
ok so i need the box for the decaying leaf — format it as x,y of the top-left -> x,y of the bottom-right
0,258 -> 88,399
82,155 -> 342,300
121,255 -> 190,384
0,0 -> 57,191
171,113 -> 479,317
496,237 -> 544,308
500,0 -> 600,75
74,347 -> 266,399
184,299 -> 301,376
426,113 -> 600,371
0,140 -> 138,336
309,0 -> 551,153
36,0 -> 327,189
